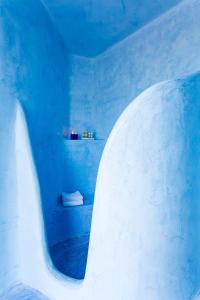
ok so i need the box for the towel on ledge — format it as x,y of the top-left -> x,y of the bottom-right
61,191 -> 83,207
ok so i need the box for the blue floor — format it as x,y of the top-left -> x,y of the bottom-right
50,235 -> 89,280
0,236 -> 89,300
0,284 -> 49,300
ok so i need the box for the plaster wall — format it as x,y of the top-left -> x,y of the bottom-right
1,0 -> 200,290
0,0 -> 72,257
0,6 -> 19,289
86,74 -> 200,300
92,0 -> 200,138
50,204 -> 93,245
0,0 -> 95,254
65,56 -> 105,206
13,73 -> 200,300
67,0 -> 200,209
4,0 -> 199,247
42,0 -> 182,57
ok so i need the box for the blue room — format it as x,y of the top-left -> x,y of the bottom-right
1,0 -> 200,299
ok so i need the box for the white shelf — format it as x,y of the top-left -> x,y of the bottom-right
63,139 -> 104,142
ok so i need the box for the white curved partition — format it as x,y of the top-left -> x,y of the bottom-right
14,73 -> 200,300
15,104 -> 81,299
88,75 -> 200,300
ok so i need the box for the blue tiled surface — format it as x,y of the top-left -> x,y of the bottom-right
50,235 -> 89,280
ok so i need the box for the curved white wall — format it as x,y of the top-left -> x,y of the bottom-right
87,75 -> 200,299
12,72 -> 200,300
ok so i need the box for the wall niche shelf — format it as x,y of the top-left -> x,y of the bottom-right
64,139 -> 104,142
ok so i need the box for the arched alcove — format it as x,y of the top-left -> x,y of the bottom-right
9,72 -> 200,300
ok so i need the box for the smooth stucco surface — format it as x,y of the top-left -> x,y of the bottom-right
87,75 -> 200,299
42,0 -> 182,56
12,73 -> 200,300
0,284 -> 49,300
0,6 -> 18,290
67,0 -> 200,223
70,0 -> 200,140
1,0 -> 200,298
0,0 -> 73,248
2,0 -> 200,244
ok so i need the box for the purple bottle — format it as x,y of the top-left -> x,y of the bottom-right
70,131 -> 78,140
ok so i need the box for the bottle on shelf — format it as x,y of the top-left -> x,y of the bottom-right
81,131 -> 94,140
70,131 -> 78,140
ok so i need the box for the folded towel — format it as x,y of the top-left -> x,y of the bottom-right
61,191 -> 83,207
62,199 -> 83,207
62,191 -> 83,200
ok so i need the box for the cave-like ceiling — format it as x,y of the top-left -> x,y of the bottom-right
42,0 -> 182,57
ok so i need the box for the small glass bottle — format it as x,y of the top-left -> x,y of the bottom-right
70,131 -> 78,140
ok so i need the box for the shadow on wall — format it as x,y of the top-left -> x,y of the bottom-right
4,0 -> 103,251
0,7 -> 19,289
1,0 -> 101,281
2,0 -> 73,248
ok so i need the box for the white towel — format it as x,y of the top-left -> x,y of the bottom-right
61,191 -> 83,206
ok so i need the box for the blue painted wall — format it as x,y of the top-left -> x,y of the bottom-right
2,0 -> 200,287
42,0 -> 182,57
69,0 -> 200,141
65,55 -> 106,205
6,71 -> 200,300
50,204 -> 93,245
66,0 -> 200,224
47,0 -> 200,244
0,0 -> 72,248
0,0 -> 98,255
0,5 -> 18,289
